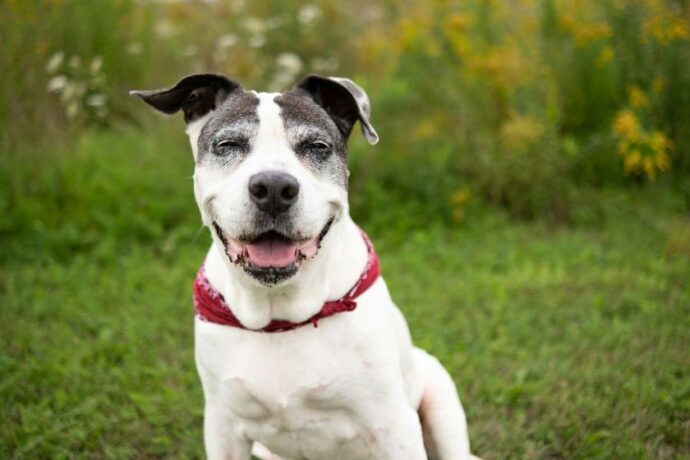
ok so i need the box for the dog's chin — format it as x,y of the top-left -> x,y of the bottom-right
212,217 -> 334,286
243,262 -> 299,286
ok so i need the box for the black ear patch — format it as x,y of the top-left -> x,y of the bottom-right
130,74 -> 241,123
295,75 -> 379,145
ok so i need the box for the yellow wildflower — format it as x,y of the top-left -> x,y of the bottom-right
577,22 -> 611,45
596,46 -> 614,68
652,76 -> 667,94
612,110 -> 640,140
559,15 -> 611,46
649,131 -> 672,173
670,21 -> 690,41
443,13 -> 473,59
649,131 -> 671,153
450,188 -> 471,223
617,128 -> 672,180
468,45 -> 529,90
445,13 -> 472,34
646,15 -> 690,44
413,119 -> 439,141
623,149 -> 642,173
398,18 -> 423,50
628,85 -> 649,109
501,114 -> 545,151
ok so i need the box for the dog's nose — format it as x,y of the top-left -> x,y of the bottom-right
248,171 -> 300,215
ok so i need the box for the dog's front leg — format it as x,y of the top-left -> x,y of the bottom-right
385,414 -> 428,460
204,401 -> 252,460
360,402 -> 428,460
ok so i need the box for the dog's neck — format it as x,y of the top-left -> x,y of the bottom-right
203,215 -> 368,330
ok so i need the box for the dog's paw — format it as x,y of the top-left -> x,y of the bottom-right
251,442 -> 283,460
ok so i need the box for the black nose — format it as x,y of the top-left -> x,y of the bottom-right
248,171 -> 300,215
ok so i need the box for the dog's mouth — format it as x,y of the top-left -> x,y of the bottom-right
212,217 -> 334,285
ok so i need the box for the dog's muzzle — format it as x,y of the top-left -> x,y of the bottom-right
212,216 -> 335,286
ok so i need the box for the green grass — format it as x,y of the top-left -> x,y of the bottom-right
1,129 -> 689,459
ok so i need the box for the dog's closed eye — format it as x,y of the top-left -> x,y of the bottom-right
307,140 -> 330,150
215,138 -> 250,155
296,139 -> 332,158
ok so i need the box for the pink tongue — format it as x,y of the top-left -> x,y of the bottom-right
246,239 -> 298,268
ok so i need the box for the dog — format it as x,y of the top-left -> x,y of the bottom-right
131,73 -> 478,460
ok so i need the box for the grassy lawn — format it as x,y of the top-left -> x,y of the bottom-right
1,130 -> 689,459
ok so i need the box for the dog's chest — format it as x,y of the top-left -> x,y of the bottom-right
196,315 -> 392,459
225,376 -> 365,455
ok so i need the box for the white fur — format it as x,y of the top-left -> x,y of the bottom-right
186,113 -> 211,161
188,92 -> 477,459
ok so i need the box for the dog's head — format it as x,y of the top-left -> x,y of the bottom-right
131,74 -> 378,286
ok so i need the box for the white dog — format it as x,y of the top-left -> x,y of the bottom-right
132,74 -> 478,460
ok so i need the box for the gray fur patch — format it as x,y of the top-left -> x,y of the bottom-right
274,90 -> 349,188
197,91 -> 260,166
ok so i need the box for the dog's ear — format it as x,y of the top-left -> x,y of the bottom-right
295,75 -> 379,145
130,74 -> 241,123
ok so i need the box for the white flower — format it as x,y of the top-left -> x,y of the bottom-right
249,34 -> 266,48
90,74 -> 106,87
276,52 -> 303,75
230,0 -> 245,12
269,75 -> 292,92
312,56 -> 338,73
155,20 -> 176,38
66,102 -> 80,119
270,53 -> 304,91
86,94 -> 108,107
68,55 -> 82,70
297,5 -> 321,25
62,82 -> 86,102
212,50 -> 226,64
47,76 -> 68,93
126,42 -> 144,56
90,56 -> 103,74
243,17 -> 266,34
183,45 -> 199,57
216,33 -> 238,49
265,17 -> 285,30
46,51 -> 64,74
74,82 -> 87,97
61,82 -> 75,101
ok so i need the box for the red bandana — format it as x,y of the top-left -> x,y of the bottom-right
193,230 -> 380,333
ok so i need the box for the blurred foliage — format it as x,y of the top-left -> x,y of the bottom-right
1,0 -> 689,227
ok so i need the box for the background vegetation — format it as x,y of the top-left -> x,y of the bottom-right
1,0 -> 689,458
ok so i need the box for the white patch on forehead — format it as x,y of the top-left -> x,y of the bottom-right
255,92 -> 287,142
253,92 -> 292,165
186,113 -> 211,161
